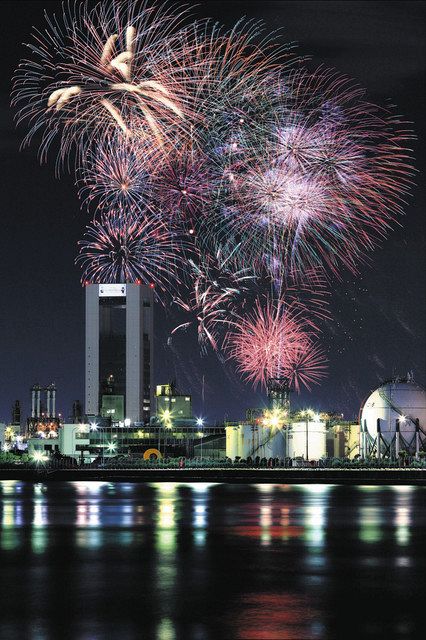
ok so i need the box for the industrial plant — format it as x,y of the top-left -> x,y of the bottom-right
1,283 -> 425,468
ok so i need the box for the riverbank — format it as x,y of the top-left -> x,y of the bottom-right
0,468 -> 425,484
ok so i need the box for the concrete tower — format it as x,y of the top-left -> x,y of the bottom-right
85,283 -> 154,423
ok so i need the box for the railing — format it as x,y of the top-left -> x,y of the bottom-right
0,455 -> 425,471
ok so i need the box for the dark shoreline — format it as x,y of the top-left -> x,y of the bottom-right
0,468 -> 425,484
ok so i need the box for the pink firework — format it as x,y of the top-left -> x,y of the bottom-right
206,64 -> 415,280
76,209 -> 186,294
284,341 -> 328,392
239,164 -> 330,230
226,297 -> 327,391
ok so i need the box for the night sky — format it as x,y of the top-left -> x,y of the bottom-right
1,1 -> 425,425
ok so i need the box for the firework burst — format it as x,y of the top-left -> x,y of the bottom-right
12,0 -> 196,167
226,297 -> 327,391
12,2 -> 416,402
78,133 -> 155,211
76,210 -> 186,294
198,64 -> 415,281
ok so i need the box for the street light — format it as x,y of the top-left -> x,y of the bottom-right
32,450 -> 48,464
196,418 -> 204,458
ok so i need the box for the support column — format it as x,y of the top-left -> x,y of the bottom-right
395,418 -> 400,459
376,418 -> 381,461
363,419 -> 368,458
415,418 -> 420,460
36,388 -> 41,418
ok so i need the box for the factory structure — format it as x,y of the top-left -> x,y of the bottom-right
225,376 -> 426,462
1,281 -> 425,465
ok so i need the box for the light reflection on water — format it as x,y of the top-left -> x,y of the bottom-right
0,481 -> 424,639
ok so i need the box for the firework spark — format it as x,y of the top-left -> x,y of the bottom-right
154,146 -> 214,223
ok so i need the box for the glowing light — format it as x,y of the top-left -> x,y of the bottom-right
263,407 -> 286,431
160,409 -> 173,429
32,451 -> 47,463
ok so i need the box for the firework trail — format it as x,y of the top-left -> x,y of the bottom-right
172,245 -> 256,353
76,209 -> 187,295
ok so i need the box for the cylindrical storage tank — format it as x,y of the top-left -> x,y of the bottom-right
239,424 -> 255,459
225,426 -> 239,460
360,380 -> 426,454
288,421 -> 326,460
271,429 -> 286,459
254,426 -> 272,459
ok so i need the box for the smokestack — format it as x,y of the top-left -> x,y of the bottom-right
12,400 -> 20,426
52,386 -> 56,418
46,387 -> 51,418
31,387 -> 36,419
73,400 -> 82,423
36,386 -> 41,418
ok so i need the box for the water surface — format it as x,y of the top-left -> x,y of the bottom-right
0,481 -> 424,639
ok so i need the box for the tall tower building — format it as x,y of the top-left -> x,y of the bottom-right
85,283 -> 154,423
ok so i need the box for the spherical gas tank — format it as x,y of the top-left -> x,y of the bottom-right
360,380 -> 426,451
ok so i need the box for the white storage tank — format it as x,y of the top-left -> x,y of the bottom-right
239,424 -> 256,459
253,425 -> 272,459
288,421 -> 326,460
271,430 -> 286,459
225,425 -> 239,460
360,378 -> 426,454
227,424 -> 288,460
